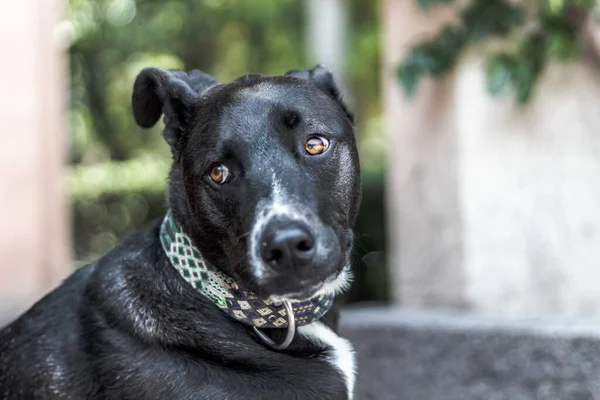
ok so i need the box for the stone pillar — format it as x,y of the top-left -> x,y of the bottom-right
382,0 -> 466,308
383,0 -> 600,317
455,60 -> 600,317
0,0 -> 70,322
307,0 -> 347,75
307,0 -> 348,96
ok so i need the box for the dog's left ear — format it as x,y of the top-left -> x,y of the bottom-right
132,67 -> 218,158
285,64 -> 354,123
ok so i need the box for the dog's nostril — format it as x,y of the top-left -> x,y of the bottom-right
296,239 -> 313,253
266,248 -> 284,263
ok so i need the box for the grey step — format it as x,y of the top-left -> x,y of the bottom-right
340,307 -> 600,400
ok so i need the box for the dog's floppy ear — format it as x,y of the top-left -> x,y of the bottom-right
132,67 -> 218,158
285,64 -> 354,123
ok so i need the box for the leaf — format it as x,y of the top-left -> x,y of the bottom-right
397,64 -> 420,98
462,0 -> 526,41
485,53 -> 514,96
511,62 -> 531,104
396,24 -> 467,100
407,26 -> 466,76
410,44 -> 444,74
545,30 -> 578,60
484,30 -> 546,104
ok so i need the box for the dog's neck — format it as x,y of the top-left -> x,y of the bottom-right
166,164 -> 196,242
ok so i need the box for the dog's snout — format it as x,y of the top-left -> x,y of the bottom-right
260,222 -> 316,269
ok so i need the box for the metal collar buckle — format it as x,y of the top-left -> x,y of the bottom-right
253,301 -> 296,350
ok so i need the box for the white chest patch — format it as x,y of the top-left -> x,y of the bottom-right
298,321 -> 356,400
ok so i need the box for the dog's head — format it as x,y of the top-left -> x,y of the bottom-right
132,65 -> 361,301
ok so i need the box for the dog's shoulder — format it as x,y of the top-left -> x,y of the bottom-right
0,223 -> 163,399
84,220 -> 163,300
0,262 -> 96,398
81,220 -> 178,341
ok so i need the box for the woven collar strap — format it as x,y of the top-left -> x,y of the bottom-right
159,212 -> 334,329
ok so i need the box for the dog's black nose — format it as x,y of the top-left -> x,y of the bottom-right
261,223 -> 316,269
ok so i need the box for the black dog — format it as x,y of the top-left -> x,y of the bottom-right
0,65 -> 361,399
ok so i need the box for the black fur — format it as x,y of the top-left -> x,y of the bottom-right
0,65 -> 361,399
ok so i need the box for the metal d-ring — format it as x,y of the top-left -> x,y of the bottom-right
253,300 -> 296,350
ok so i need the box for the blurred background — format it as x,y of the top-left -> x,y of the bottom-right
1,0 -> 600,325
3,1 -> 600,398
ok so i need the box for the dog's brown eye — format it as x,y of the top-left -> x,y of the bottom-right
209,164 -> 230,184
305,136 -> 330,156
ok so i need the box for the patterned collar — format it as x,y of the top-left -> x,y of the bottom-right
159,211 -> 334,329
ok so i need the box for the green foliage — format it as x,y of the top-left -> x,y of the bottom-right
68,0 -> 383,167
68,155 -> 170,199
72,190 -> 166,262
486,33 -> 546,104
398,0 -> 598,104
399,26 -> 466,97
68,0 -> 308,164
461,0 -> 525,41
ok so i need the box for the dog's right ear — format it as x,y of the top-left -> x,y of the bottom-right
285,64 -> 354,123
132,67 -> 218,158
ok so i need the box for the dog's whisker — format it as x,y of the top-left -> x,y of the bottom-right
236,231 -> 251,241
351,238 -> 369,253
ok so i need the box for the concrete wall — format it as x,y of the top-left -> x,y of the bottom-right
457,61 -> 600,317
0,0 -> 70,320
382,0 -> 467,309
383,0 -> 600,317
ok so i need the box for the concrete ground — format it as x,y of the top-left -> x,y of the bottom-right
341,307 -> 600,400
